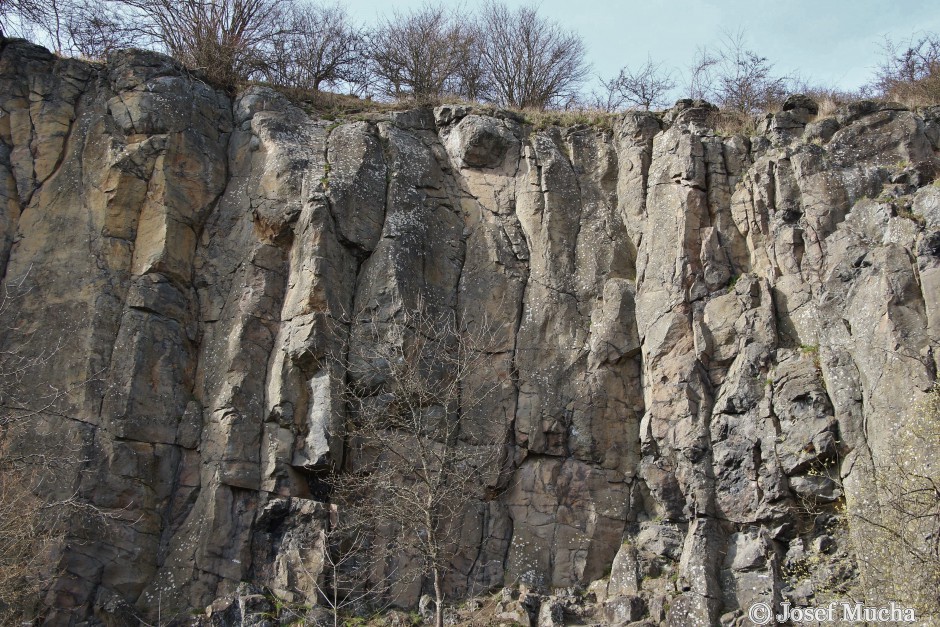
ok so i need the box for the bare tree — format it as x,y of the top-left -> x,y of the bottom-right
368,4 -> 475,100
587,78 -> 623,113
110,0 -> 289,88
263,1 -> 366,93
0,0 -> 43,33
685,30 -> 788,113
0,0 -> 69,51
872,32 -> 940,106
718,30 -> 788,112
280,504 -> 399,627
0,0 -> 136,59
603,56 -> 676,111
63,2 -> 138,59
478,1 -> 589,109
327,299 -> 509,627
686,45 -> 718,101
452,22 -> 491,103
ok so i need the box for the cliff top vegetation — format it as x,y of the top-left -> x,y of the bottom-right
1,0 -> 938,125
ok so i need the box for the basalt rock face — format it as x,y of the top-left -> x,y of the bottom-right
2,38 -> 940,625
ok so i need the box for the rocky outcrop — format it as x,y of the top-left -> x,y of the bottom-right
2,37 -> 939,624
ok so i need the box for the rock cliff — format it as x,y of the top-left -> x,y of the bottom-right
2,38 -> 939,625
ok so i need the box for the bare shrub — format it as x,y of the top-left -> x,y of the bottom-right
113,0 -> 290,88
0,0 -> 44,32
279,504 -> 400,627
587,81 -> 624,114
686,29 -> 789,114
262,1 -> 366,94
0,0 -> 132,58
452,22 -> 491,103
602,56 -> 676,111
0,0 -> 41,40
0,465 -> 54,623
849,386 -> 940,620
478,1 -> 588,110
872,32 -> 940,107
686,45 -> 718,101
1,0 -> 75,52
62,2 -> 137,59
0,276 -> 67,622
0,460 -> 92,624
368,4 -> 476,101
327,299 -> 509,627
0,273 -> 117,622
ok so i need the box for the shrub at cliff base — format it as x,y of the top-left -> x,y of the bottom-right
851,386 -> 940,621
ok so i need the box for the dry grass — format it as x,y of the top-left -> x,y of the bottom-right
884,80 -> 940,110
220,63 -> 940,135
251,85 -> 408,119
255,83 -> 623,133
706,109 -> 762,137
520,107 -> 618,132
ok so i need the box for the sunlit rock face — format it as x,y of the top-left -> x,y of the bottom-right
2,38 -> 939,624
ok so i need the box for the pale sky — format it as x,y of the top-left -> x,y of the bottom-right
342,0 -> 940,95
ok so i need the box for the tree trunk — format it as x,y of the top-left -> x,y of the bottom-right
332,560 -> 339,627
433,567 -> 444,627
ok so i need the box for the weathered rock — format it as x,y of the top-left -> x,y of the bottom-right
607,542 -> 640,597
783,94 -> 820,115
719,529 -> 782,615
537,597 -> 565,627
444,114 -> 519,169
803,116 -> 840,144
494,586 -> 540,626
605,595 -> 646,625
